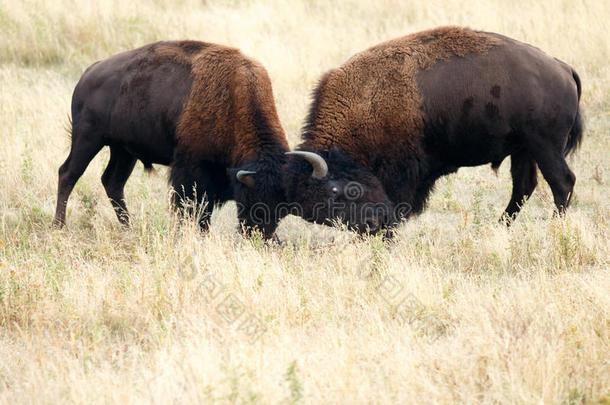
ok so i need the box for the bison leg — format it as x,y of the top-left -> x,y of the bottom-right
101,145 -> 137,225
532,148 -> 576,216
53,124 -> 104,228
170,168 -> 211,231
170,160 -> 229,232
501,151 -> 538,224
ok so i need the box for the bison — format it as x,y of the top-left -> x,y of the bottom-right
53,41 -> 289,238
284,27 -> 583,234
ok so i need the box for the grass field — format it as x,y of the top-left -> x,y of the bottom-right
1,0 -> 609,403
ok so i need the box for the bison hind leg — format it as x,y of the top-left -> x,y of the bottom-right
53,120 -> 104,228
101,145 -> 137,225
532,148 -> 576,217
500,151 -> 538,225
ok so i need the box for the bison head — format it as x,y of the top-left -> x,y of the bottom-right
230,162 -> 286,239
284,147 -> 397,234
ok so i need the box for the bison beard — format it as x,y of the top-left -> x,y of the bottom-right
53,40 -> 289,238
285,26 -> 583,232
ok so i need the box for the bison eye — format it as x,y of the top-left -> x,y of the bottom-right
331,186 -> 340,197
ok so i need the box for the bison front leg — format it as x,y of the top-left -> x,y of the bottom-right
101,146 -> 136,225
169,157 -> 231,232
170,170 -> 212,232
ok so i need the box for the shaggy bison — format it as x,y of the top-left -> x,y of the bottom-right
284,26 -> 583,233
53,41 -> 289,237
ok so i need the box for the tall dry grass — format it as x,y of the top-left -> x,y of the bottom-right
0,0 -> 609,403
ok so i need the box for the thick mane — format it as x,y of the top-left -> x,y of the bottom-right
370,26 -> 502,66
298,26 -> 502,210
134,41 -> 213,69
241,62 -> 290,165
175,44 -> 288,166
299,26 -> 501,159
301,70 -> 334,146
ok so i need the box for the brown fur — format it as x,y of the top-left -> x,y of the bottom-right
302,27 -> 501,168
289,26 -> 582,229
176,44 -> 288,166
53,40 -> 289,237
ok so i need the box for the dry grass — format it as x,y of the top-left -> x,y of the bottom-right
1,0 -> 609,403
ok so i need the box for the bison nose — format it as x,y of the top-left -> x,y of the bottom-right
365,217 -> 381,234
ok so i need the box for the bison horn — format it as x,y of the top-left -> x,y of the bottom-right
286,151 -> 328,179
236,170 -> 256,188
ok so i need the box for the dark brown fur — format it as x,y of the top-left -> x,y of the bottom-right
176,46 -> 288,164
286,27 -> 583,231
53,41 -> 289,236
302,27 -> 501,165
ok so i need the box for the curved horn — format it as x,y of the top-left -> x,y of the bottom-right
236,170 -> 256,188
286,151 -> 328,179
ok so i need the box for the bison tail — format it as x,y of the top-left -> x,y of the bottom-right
565,69 -> 584,157
566,109 -> 583,156
64,115 -> 73,140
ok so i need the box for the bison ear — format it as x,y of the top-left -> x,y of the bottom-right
235,170 -> 256,188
